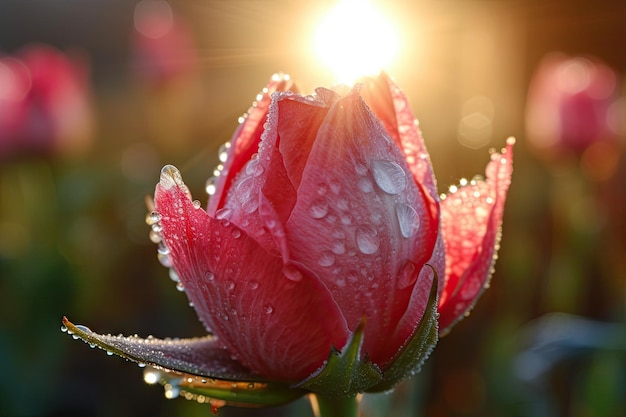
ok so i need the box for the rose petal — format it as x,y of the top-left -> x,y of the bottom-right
438,138 -> 515,333
155,167 -> 349,381
359,72 -> 439,202
208,73 -> 296,216
284,90 -> 439,365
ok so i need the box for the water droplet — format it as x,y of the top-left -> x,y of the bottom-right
316,183 -> 328,196
218,142 -> 230,163
264,304 -> 274,314
60,325 -> 67,333
158,252 -> 173,268
397,261 -> 417,289
74,324 -> 91,333
236,177 -> 255,203
215,207 -> 232,220
245,158 -> 265,177
242,197 -> 259,213
157,241 -> 170,255
248,280 -> 259,290
371,160 -> 406,194
232,229 -> 241,238
204,271 -> 215,281
318,251 -> 336,267
284,264 -> 303,282
354,162 -> 369,176
145,211 -> 162,225
192,200 -> 201,209
176,282 -> 185,292
169,268 -> 180,282
205,176 -> 218,196
358,177 -> 374,193
160,165 -> 184,189
309,199 -> 329,219
149,230 -> 162,244
226,280 -> 235,290
395,203 -> 420,238
335,197 -> 349,211
356,226 -> 379,254
331,240 -> 346,255
144,369 -> 161,384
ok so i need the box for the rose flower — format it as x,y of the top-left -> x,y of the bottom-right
64,72 -> 513,408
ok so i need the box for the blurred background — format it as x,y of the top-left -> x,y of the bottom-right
0,0 -> 624,416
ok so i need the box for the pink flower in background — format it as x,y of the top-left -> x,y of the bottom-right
526,53 -> 619,156
0,45 -> 93,159
152,72 -> 514,382
131,0 -> 197,85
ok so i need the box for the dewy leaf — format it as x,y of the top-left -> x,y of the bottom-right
62,317 -> 306,407
143,367 -> 305,408
368,269 -> 439,392
295,320 -> 384,398
62,317 -> 254,380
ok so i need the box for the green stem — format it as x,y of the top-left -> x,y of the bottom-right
308,394 -> 360,417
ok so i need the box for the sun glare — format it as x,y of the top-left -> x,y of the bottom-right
314,0 -> 399,84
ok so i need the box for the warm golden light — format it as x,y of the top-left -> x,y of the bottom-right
314,0 -> 399,84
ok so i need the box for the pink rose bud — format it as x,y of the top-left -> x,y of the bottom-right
64,72 -> 513,406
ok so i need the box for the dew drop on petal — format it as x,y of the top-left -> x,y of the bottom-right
284,263 -> 303,282
192,200 -> 201,209
395,203 -> 420,238
264,304 -> 274,314
318,251 -> 336,267
218,142 -> 230,163
331,240 -> 346,255
204,271 -> 215,281
371,160 -> 407,194
205,176 -> 218,196
145,211 -> 162,225
309,199 -> 329,219
215,207 -> 232,220
248,280 -> 259,290
358,177 -> 374,193
316,183 -> 328,196
354,162 -> 369,176
236,176 -> 255,203
241,197 -> 259,213
231,229 -> 241,239
397,261 -> 417,289
157,241 -> 170,255
176,282 -> 185,292
168,268 -> 180,282
158,252 -> 173,267
149,230 -> 162,244
356,225 -> 380,254
160,165 -> 184,189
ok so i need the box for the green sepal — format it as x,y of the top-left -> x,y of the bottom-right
61,317 -> 306,407
368,270 -> 439,392
295,320 -> 384,398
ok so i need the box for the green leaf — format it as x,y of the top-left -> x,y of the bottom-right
368,269 -> 439,392
295,320 -> 384,398
61,317 -> 306,407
